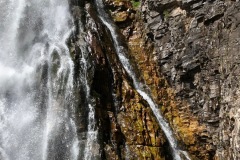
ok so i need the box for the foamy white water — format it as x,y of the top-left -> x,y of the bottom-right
0,1 -> 79,160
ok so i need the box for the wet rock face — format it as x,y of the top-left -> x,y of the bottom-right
143,0 -> 240,159
69,1 -> 171,159
69,0 -> 240,159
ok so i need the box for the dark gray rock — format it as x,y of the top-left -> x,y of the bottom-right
142,0 -> 240,159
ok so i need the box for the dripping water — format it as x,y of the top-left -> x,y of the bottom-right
75,10 -> 100,159
79,35 -> 99,160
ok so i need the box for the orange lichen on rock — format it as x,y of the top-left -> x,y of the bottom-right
118,80 -> 167,159
125,14 -> 208,159
104,0 -> 210,158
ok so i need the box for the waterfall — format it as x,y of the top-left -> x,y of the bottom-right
95,0 -> 191,159
0,0 -> 79,160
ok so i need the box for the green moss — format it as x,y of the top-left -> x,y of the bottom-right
163,10 -> 170,20
131,0 -> 140,9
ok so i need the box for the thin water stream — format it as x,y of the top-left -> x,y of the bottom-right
77,28 -> 99,160
95,0 -> 191,159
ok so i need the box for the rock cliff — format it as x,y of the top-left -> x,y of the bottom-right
69,0 -> 240,159
143,0 -> 240,159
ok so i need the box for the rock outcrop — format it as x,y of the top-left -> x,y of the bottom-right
69,0 -> 240,159
69,0 -> 172,159
142,0 -> 240,159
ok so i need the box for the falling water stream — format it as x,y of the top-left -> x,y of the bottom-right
95,0 -> 191,159
0,1 -> 79,160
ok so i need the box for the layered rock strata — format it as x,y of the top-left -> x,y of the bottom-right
142,0 -> 240,159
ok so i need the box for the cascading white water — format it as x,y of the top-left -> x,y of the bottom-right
95,0 -> 191,159
0,1 -> 79,160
